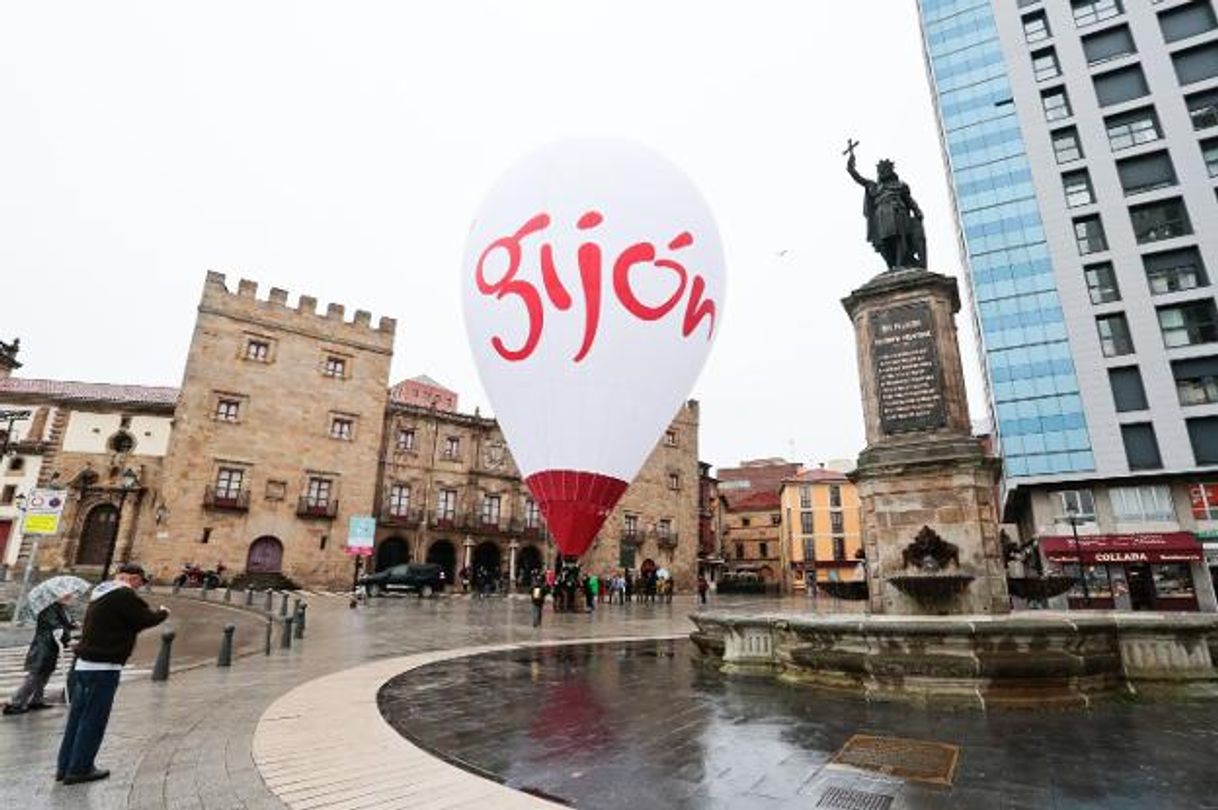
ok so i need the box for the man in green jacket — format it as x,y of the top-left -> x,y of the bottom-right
57,563 -> 168,785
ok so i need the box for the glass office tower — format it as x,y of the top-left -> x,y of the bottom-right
918,0 -> 1218,612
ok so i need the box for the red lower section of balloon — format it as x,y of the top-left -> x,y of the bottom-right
525,470 -> 628,559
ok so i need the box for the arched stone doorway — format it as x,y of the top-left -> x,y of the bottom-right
640,558 -> 657,576
246,536 -> 284,574
77,504 -> 118,566
758,565 -> 775,582
517,545 -> 543,585
426,540 -> 457,582
472,541 -> 501,576
376,537 -> 409,571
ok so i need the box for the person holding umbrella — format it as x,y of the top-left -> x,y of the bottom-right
3,575 -> 90,716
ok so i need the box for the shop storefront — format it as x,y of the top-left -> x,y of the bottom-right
1039,532 -> 1205,612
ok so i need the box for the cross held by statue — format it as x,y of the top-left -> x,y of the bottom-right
843,138 -> 860,158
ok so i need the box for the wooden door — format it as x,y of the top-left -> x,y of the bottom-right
77,505 -> 118,566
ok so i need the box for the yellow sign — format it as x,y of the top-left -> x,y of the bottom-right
24,514 -> 61,535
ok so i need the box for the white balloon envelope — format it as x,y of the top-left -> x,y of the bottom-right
462,138 -> 725,559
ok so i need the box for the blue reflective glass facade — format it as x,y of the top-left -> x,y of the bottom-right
919,0 -> 1094,478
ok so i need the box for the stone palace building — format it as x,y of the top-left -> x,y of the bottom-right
0,273 -> 701,590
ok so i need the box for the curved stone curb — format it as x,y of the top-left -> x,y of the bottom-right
253,634 -> 687,809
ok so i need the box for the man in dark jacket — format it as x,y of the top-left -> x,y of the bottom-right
57,563 -> 168,785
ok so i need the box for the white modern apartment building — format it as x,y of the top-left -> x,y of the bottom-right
918,0 -> 1218,611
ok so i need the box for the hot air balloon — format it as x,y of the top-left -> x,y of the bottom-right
462,139 -> 725,560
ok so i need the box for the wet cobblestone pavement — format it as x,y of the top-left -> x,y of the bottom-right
378,639 -> 1218,810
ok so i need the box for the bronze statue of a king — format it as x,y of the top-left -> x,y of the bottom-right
846,144 -> 928,271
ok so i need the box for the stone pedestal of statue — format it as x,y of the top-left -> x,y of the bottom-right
842,267 -> 1008,615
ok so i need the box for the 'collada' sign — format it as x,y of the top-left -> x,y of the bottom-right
1094,551 -> 1149,563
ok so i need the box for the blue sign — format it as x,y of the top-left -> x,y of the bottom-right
347,516 -> 376,552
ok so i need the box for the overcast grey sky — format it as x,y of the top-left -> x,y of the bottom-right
0,1 -> 987,469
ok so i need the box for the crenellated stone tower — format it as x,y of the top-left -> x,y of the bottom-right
136,272 -> 394,588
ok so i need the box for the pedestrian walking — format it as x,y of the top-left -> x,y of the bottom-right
530,579 -> 547,628
56,563 -> 168,785
4,578 -> 87,715
697,574 -> 709,605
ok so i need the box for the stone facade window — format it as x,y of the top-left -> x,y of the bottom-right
657,519 -> 672,538
329,416 -> 354,441
664,430 -> 678,447
323,355 -> 347,378
770,513 -> 781,526
245,339 -> 270,362
667,472 -> 680,490
624,514 -> 638,537
830,511 -> 845,534
799,486 -> 811,508
436,489 -> 457,522
829,485 -> 842,508
525,499 -> 540,529
306,477 -> 332,508
265,480 -> 287,501
481,494 -> 501,526
389,483 -> 410,516
215,398 -> 241,422
397,428 -> 415,451
443,436 -> 460,460
215,467 -> 245,500
800,511 -> 814,534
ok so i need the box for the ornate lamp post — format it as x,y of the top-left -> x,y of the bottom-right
1065,505 -> 1091,608
101,468 -> 140,581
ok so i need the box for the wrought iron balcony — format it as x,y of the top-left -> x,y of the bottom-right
429,512 -> 457,530
657,532 -> 679,550
204,486 -> 250,512
297,497 -> 338,519
620,531 -> 643,547
465,512 -> 503,533
380,506 -> 423,527
521,522 -> 548,539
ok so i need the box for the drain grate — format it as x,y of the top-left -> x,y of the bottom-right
816,786 -> 896,810
830,733 -> 960,786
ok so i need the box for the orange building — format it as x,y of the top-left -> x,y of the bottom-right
780,466 -> 863,592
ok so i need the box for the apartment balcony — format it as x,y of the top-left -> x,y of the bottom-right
462,514 -> 506,533
620,531 -> 644,547
520,522 -> 549,540
429,512 -> 458,530
380,507 -> 423,528
297,497 -> 338,519
204,486 -> 250,512
657,532 -> 679,550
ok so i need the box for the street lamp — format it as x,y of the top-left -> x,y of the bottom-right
101,468 -> 140,581
1065,505 -> 1091,608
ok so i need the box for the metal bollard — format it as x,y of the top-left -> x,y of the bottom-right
264,590 -> 274,611
223,587 -> 232,603
280,615 -> 294,649
218,623 -> 235,667
264,617 -> 273,655
245,588 -> 254,607
201,584 -> 209,600
279,592 -> 289,617
293,605 -> 306,639
151,629 -> 176,681
292,597 -> 302,619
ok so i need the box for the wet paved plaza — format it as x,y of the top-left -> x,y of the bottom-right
379,639 -> 1218,810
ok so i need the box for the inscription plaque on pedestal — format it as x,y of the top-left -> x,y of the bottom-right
870,302 -> 945,435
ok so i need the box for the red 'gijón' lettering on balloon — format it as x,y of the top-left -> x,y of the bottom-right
613,232 -> 690,322
475,212 -> 717,363
476,214 -> 548,361
682,275 -> 716,339
573,211 -> 604,363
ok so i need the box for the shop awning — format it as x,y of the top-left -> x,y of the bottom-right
1040,532 -> 1203,564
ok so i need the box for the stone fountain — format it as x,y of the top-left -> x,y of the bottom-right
690,149 -> 1218,705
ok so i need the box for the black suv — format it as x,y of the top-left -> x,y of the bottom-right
360,563 -> 446,598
